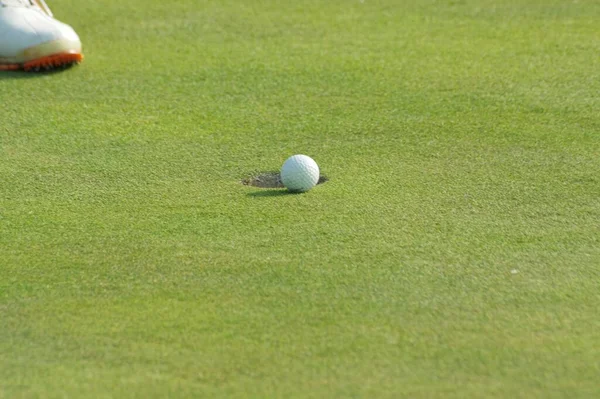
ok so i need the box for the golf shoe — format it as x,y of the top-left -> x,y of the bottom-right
0,0 -> 82,71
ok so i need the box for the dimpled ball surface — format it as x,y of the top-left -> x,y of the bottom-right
280,155 -> 320,192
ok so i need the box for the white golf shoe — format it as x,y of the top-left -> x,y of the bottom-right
0,0 -> 82,71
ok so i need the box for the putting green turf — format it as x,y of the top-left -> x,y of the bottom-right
1,0 -> 599,397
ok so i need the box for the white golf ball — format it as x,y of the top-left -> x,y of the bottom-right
280,154 -> 320,192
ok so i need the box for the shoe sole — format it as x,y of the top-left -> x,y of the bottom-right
0,52 -> 83,72
0,39 -> 83,72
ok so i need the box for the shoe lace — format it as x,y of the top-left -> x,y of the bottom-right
0,0 -> 53,16
34,0 -> 52,16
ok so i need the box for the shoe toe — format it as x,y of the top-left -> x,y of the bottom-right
0,6 -> 82,70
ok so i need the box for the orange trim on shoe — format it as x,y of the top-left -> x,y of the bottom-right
23,52 -> 83,71
0,63 -> 20,71
0,52 -> 83,72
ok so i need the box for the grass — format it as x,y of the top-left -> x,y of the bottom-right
1,0 -> 599,397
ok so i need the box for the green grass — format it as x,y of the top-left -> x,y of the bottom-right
1,0 -> 599,397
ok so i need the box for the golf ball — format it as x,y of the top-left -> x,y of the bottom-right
280,154 -> 320,192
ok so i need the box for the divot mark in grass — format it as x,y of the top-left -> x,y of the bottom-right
242,172 -> 328,189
